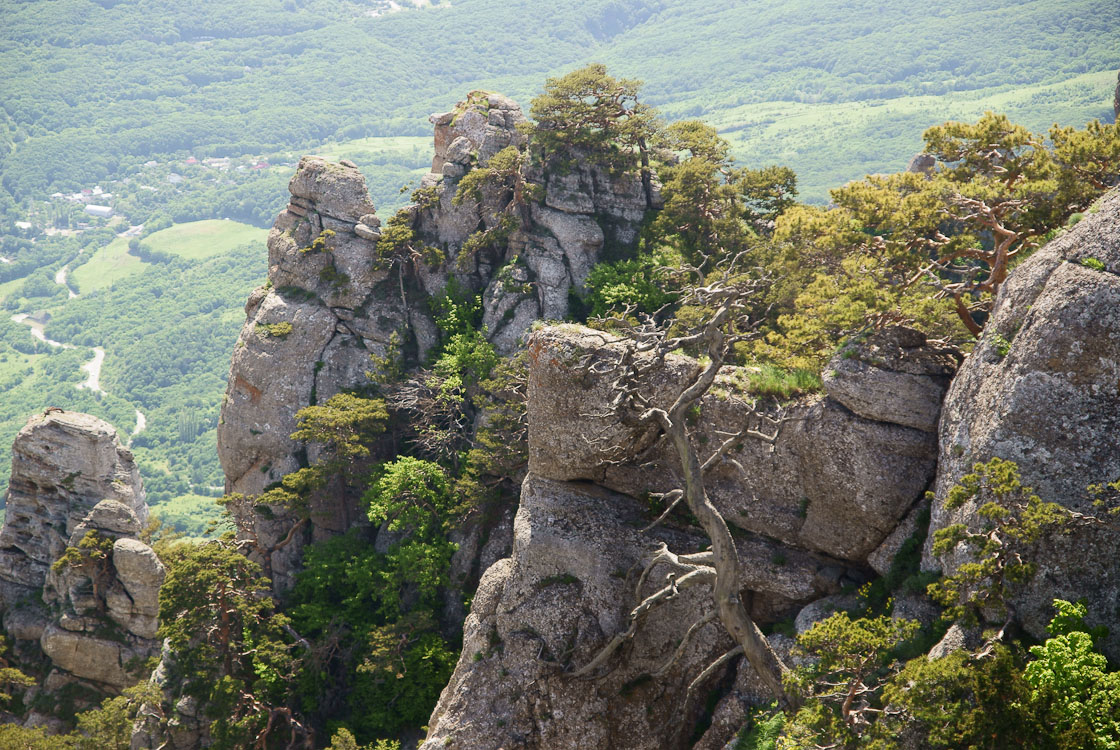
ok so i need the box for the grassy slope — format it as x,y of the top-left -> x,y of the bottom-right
312,135 -> 432,164
0,276 -> 26,304
144,219 -> 267,260
715,70 -> 1118,200
70,238 -> 149,292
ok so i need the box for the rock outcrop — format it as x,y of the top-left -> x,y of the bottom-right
421,476 -> 832,750
217,91 -> 654,589
0,411 -> 162,696
823,326 -> 961,433
926,188 -> 1120,656
526,325 -> 951,565
421,323 -> 959,749
0,409 -> 148,619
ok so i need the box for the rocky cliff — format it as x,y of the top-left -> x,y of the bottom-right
927,187 -> 1120,657
202,87 -> 1120,749
419,323 -> 958,749
0,409 -> 149,617
217,91 -> 654,589
0,410 -> 163,707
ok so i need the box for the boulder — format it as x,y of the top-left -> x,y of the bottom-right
926,623 -> 980,661
40,624 -> 130,689
286,156 -> 376,223
907,153 -> 936,174
526,325 -> 699,481
110,538 -> 165,639
823,326 -> 961,433
794,594 -> 859,634
69,499 -> 141,541
926,188 -> 1120,656
527,325 -> 939,564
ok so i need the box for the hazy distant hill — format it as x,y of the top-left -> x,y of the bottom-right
2,0 -> 1118,205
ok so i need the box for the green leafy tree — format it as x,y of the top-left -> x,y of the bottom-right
328,727 -> 402,750
832,113 -> 1101,336
1051,119 -> 1120,192
73,683 -> 163,750
290,392 -> 389,465
290,530 -> 458,740
736,165 -> 798,233
928,458 -> 1072,624
782,613 -> 919,748
157,540 -> 306,749
1026,599 -> 1120,749
650,121 -> 748,267
51,530 -> 116,614
526,62 -> 659,201
0,725 -> 74,750
880,644 -> 1039,750
0,635 -> 34,710
584,250 -> 678,318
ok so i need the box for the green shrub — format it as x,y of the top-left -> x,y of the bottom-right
255,321 -> 292,339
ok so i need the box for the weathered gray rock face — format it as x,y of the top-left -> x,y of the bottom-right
218,92 -> 654,590
823,326 -> 961,433
422,323 -> 953,748
420,92 -> 655,351
218,157 -> 400,500
39,626 -> 133,689
926,188 -> 1120,656
216,155 -> 404,590
420,477 -> 851,750
40,499 -> 164,689
0,410 -> 148,614
526,325 -> 942,564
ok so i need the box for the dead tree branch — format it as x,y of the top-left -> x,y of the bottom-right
573,258 -> 800,709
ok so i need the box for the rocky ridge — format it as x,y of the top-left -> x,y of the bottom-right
217,91 -> 654,590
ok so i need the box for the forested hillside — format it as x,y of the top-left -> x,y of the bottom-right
2,0 -> 1118,206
